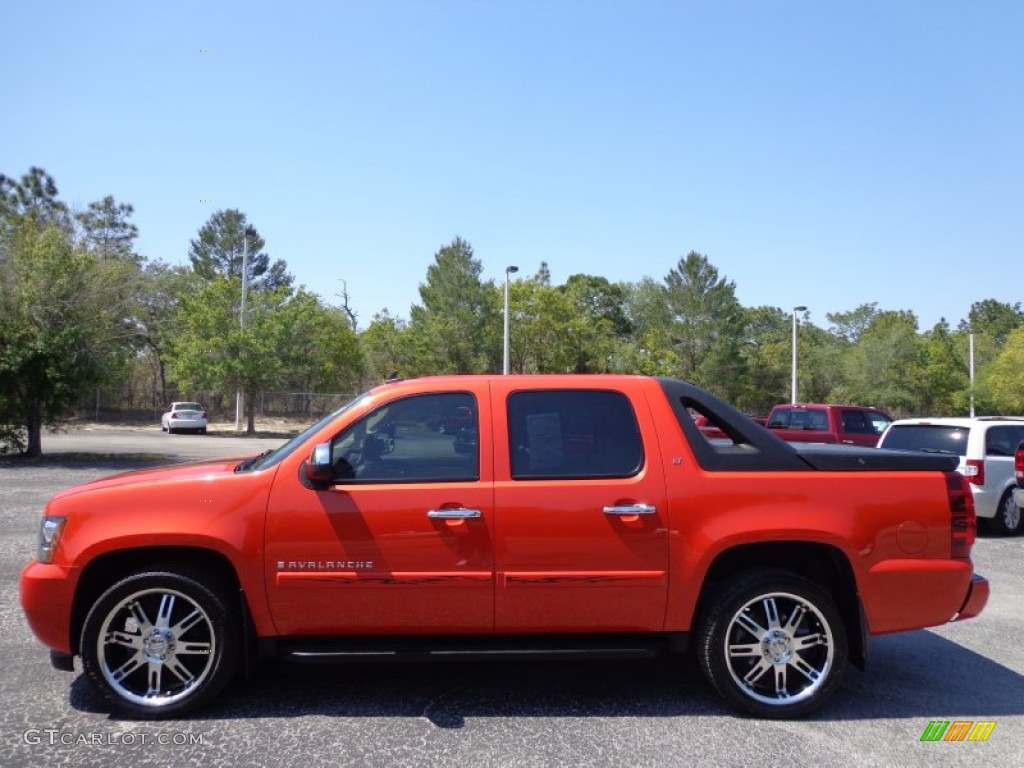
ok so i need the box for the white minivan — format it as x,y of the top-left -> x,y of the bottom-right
878,417 -> 1024,535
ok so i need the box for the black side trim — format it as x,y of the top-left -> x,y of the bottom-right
271,633 -> 686,664
657,378 -> 810,472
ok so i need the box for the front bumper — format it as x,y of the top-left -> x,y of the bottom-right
955,573 -> 990,621
20,561 -> 78,656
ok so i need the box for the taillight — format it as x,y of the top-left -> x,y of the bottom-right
171,412 -> 179,419
963,458 -> 984,486
1015,445 -> 1024,483
201,411 -> 208,420
947,472 -> 976,559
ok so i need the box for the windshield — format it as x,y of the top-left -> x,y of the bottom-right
240,392 -> 370,472
880,425 -> 969,456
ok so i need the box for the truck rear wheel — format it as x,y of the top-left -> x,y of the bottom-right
696,570 -> 847,718
80,569 -> 239,718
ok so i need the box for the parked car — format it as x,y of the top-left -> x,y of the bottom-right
160,402 -> 208,434
21,375 -> 987,720
878,417 -> 1024,535
1013,440 -> 1024,512
765,404 -> 892,447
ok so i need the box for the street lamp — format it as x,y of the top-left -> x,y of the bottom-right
791,305 -> 807,404
503,266 -> 519,375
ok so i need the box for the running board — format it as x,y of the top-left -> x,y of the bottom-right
268,633 -> 687,664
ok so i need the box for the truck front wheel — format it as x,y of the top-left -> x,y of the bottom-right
696,570 -> 847,718
80,569 -> 239,718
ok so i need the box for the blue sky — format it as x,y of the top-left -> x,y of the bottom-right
4,1 -> 1021,331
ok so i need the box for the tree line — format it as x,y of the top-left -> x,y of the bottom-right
2,167 -> 1022,455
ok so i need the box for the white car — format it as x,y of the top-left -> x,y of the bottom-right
160,402 -> 208,435
878,417 -> 1024,535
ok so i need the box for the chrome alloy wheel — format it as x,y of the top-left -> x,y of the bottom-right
999,493 -> 1021,533
95,587 -> 217,708
723,592 -> 835,707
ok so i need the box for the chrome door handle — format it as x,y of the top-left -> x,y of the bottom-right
603,504 -> 656,516
428,508 -> 482,519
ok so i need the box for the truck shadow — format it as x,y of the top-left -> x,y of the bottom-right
69,630 -> 1024,726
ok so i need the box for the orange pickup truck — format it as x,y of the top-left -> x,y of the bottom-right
20,375 -> 988,719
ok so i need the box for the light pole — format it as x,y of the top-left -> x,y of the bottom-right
235,234 -> 249,432
791,305 -> 807,404
969,332 -> 975,417
503,265 -> 519,375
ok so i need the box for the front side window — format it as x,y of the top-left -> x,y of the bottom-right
508,390 -> 643,479
867,411 -> 893,435
329,392 -> 478,483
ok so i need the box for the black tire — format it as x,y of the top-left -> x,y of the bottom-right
80,569 -> 239,719
695,569 -> 847,719
988,490 -> 1023,536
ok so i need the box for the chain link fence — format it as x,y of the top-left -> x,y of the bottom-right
75,388 -> 358,424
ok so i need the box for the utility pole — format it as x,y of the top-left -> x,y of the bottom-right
503,266 -> 519,374
235,235 -> 249,432
969,332 -> 975,418
791,305 -> 807,404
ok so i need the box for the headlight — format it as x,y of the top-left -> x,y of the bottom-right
37,516 -> 67,564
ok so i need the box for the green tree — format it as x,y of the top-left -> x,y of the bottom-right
506,277 -> 577,373
408,237 -> 497,373
275,290 -> 364,399
361,310 -> 414,382
75,195 -> 140,261
918,320 -> 970,415
188,209 -> 292,291
135,261 -> 201,405
0,210 -> 139,454
621,277 -> 678,376
663,252 -> 746,399
960,299 -> 1024,347
169,278 -> 290,434
826,303 -> 879,344
0,167 -> 70,231
986,327 -> 1024,413
839,311 -> 922,414
737,306 -> 790,413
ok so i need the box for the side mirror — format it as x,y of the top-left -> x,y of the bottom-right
305,443 -> 333,484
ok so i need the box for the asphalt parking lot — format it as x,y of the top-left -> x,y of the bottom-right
1,429 -> 1022,767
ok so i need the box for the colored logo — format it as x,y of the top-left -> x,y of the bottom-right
920,720 -> 996,742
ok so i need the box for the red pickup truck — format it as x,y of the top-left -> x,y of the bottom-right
766,403 -> 893,446
20,375 -> 988,719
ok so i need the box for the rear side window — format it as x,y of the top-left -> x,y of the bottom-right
768,408 -> 828,431
880,425 -> 970,457
507,390 -> 643,479
985,425 -> 1024,457
840,410 -> 873,434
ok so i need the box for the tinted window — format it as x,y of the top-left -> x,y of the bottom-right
769,408 -> 827,431
840,410 -> 873,434
329,392 -> 478,482
867,411 -> 893,435
880,425 -> 969,457
508,390 -> 643,479
985,425 -> 1024,457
